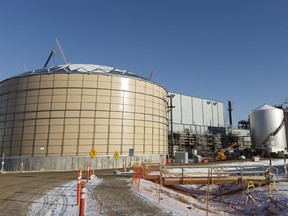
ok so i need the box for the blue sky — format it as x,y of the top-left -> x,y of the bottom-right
1,1 -> 288,126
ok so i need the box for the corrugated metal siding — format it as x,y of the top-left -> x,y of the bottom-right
192,97 -> 203,125
203,99 -> 213,126
169,92 -> 225,133
218,103 -> 225,126
182,95 -> 193,124
173,94 -> 182,124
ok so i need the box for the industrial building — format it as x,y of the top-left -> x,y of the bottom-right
168,92 -> 225,133
167,92 -> 226,156
0,64 -> 168,157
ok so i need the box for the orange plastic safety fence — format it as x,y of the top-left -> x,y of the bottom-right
132,166 -> 143,191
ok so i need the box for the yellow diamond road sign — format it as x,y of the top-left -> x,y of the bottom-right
89,148 -> 97,159
114,151 -> 119,160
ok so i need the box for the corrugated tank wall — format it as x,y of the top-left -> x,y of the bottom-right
0,65 -> 168,157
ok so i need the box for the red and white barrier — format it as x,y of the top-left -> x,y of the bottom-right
79,182 -> 86,216
77,168 -> 83,205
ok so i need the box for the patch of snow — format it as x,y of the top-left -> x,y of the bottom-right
27,177 -> 101,216
130,178 -> 229,216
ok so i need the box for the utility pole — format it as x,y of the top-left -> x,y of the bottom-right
167,94 -> 175,158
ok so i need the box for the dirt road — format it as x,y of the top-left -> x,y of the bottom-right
0,171 -> 77,216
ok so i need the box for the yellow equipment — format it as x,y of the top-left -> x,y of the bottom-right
215,142 -> 237,161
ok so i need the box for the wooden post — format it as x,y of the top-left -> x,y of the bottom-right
86,165 -> 90,182
89,165 -> 92,178
181,167 -> 184,184
206,168 -> 211,216
99,202 -> 103,213
284,157 -> 287,177
158,159 -> 163,204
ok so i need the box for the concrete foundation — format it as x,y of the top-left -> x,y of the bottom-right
0,154 -> 165,172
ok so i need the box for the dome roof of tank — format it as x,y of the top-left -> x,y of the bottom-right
252,104 -> 281,112
11,64 -> 149,81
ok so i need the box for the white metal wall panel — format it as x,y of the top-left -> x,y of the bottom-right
172,94 -> 182,124
217,103 -> 225,127
195,125 -> 206,133
190,125 -> 197,134
173,124 -> 184,132
181,95 -> 193,124
212,101 -> 219,126
203,99 -> 213,126
168,92 -> 225,134
192,97 -> 203,125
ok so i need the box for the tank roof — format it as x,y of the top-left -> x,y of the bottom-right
11,64 -> 149,81
253,104 -> 281,111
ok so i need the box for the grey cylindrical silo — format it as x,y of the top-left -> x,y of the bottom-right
250,104 -> 287,153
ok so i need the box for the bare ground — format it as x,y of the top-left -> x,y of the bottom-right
0,170 -> 170,216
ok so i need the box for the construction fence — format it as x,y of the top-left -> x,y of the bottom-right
132,162 -> 288,215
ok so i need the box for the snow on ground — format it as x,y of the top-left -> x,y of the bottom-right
27,175 -> 213,216
27,176 -> 102,216
130,178 -> 229,216
175,181 -> 288,215
26,159 -> 288,216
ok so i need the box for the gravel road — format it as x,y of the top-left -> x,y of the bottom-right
92,170 -> 171,216
0,171 -> 77,216
0,170 -> 171,216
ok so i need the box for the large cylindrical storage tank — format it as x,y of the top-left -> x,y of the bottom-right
250,104 -> 287,153
0,64 -> 168,157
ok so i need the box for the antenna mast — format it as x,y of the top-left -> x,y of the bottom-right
55,37 -> 68,64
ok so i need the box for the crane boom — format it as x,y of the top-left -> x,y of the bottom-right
220,142 -> 237,153
215,142 -> 238,161
44,50 -> 55,68
56,37 -> 68,64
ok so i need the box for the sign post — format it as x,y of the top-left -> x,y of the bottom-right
129,149 -> 134,168
0,153 -> 4,173
89,147 -> 96,176
114,151 -> 119,171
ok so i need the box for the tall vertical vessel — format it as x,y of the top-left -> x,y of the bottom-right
250,104 -> 287,153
